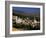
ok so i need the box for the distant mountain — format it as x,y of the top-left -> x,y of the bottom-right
13,10 -> 40,17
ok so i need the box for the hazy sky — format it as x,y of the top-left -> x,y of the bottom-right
13,7 -> 40,13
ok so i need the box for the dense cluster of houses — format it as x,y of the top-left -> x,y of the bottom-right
13,15 -> 40,28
